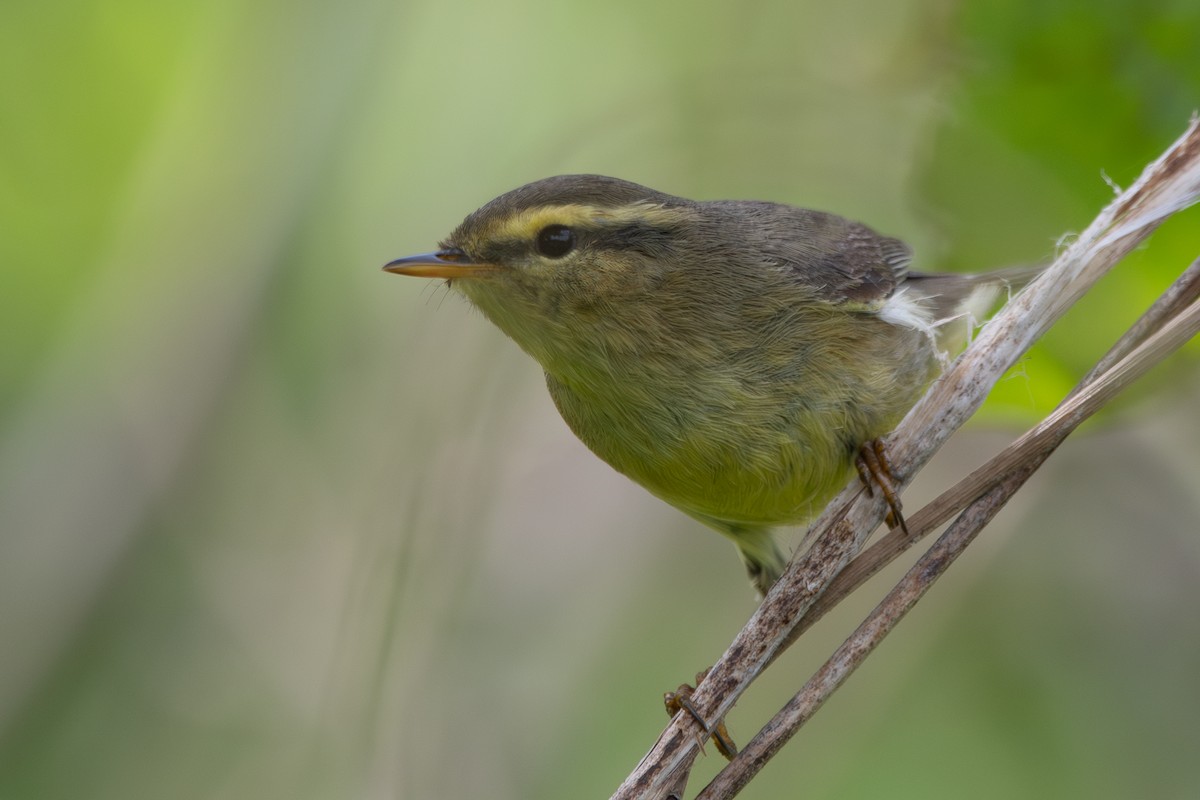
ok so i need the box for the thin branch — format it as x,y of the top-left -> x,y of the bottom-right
701,473 -> 1024,799
611,117 -> 1200,800
1079,255 -> 1200,385
700,276 -> 1200,798
799,254 -> 1200,635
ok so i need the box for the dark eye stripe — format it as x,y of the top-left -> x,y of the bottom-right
596,224 -> 676,257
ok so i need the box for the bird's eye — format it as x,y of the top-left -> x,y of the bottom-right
535,224 -> 575,258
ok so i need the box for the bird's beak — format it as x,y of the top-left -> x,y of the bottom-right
382,249 -> 499,279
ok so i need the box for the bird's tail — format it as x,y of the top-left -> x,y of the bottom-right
687,512 -> 789,597
904,265 -> 1041,350
730,526 -> 787,598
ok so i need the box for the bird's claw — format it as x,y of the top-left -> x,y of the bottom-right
663,669 -> 738,761
855,438 -> 909,535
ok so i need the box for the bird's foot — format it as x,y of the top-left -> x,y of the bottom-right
855,438 -> 909,535
663,669 -> 738,760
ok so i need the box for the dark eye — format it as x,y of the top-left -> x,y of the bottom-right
536,224 -> 575,258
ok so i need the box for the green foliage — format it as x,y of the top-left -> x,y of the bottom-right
0,1 -> 1197,798
920,0 -> 1200,418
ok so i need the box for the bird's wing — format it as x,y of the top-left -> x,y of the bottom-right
730,202 -> 911,310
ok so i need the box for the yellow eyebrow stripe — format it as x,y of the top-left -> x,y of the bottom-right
483,203 -> 692,242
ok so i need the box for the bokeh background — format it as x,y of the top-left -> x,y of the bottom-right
2,0 -> 1199,798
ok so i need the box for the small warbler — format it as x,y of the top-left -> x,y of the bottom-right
385,175 -> 1030,595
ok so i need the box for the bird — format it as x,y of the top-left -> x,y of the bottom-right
385,174 -> 1031,596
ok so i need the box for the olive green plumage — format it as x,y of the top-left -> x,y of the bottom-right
387,175 -> 1031,595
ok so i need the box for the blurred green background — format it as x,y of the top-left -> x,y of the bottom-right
2,0 -> 1199,798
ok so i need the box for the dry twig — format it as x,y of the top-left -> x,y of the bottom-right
796,254 -> 1200,638
700,265 -> 1200,798
612,117 -> 1200,800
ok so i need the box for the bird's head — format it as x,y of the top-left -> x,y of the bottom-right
384,176 -> 714,361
